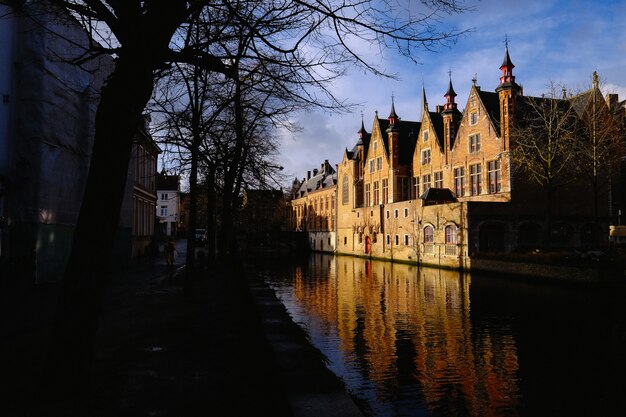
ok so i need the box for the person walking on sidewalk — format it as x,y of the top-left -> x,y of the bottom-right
165,238 -> 176,267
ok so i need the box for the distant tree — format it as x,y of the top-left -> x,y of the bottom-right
510,82 -> 582,246
571,73 -> 626,224
28,0 -> 472,403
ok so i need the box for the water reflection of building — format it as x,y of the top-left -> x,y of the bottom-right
291,254 -> 520,417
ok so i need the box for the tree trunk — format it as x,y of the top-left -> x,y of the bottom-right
543,186 -> 553,248
184,136 -> 199,295
206,164 -> 216,267
39,56 -> 155,401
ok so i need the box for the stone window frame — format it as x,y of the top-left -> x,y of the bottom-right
469,133 -> 481,153
421,148 -> 431,165
487,159 -> 502,194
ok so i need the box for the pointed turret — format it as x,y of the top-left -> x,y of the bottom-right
496,41 -> 521,151
387,96 -> 400,133
498,45 -> 517,86
442,74 -> 461,164
443,77 -> 457,112
388,96 -> 399,124
357,118 -> 367,144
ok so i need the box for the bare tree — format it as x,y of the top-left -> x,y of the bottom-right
510,83 -> 582,246
25,0 -> 472,401
571,73 -> 626,224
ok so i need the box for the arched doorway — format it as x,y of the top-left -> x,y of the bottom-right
365,235 -> 371,254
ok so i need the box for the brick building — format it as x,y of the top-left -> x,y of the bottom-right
292,46 -> 626,269
289,160 -> 337,252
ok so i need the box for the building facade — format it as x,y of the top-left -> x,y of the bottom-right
156,172 -> 180,237
291,46 -> 626,269
131,118 -> 160,257
0,1 -> 117,281
289,160 -> 337,252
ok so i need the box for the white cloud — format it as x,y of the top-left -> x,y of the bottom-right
277,0 -> 626,188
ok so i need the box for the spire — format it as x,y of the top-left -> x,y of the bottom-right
421,83 -> 428,115
501,46 -> 514,70
443,72 -> 457,112
357,112 -> 367,144
499,37 -> 517,86
445,77 -> 457,99
388,94 -> 399,124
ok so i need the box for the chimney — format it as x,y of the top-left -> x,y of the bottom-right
307,171 -> 311,180
436,105 -> 443,113
606,94 -> 618,110
313,168 -> 318,176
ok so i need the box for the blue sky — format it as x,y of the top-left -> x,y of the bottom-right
278,0 -> 626,184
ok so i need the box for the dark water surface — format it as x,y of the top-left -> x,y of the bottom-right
253,253 -> 626,417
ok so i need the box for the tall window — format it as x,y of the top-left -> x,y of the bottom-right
469,134 -> 481,153
161,193 -> 167,200
398,177 -> 410,201
404,235 -> 409,245
470,112 -> 478,125
434,171 -> 443,188
423,130 -> 429,142
423,225 -> 434,243
422,174 -> 431,193
376,157 -> 382,171
488,159 -> 502,193
414,176 -> 420,198
382,179 -> 388,203
470,163 -> 482,195
421,149 -> 431,165
373,181 -> 379,205
369,159 -> 375,173
342,176 -> 349,205
160,206 -> 168,217
445,225 -> 458,244
365,183 -> 371,206
454,167 -> 465,197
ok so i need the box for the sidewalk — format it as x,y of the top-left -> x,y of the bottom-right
2,240 -> 365,417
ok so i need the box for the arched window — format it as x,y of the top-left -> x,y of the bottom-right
445,225 -> 458,244
423,225 -> 434,243
342,176 -> 349,205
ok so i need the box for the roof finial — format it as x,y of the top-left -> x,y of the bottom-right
592,71 -> 599,89
472,73 -> 477,85
504,34 -> 509,49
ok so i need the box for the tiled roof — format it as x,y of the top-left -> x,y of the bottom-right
477,90 -> 501,137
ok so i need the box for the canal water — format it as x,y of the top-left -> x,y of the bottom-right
253,252 -> 626,417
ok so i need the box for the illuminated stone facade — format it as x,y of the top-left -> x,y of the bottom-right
291,46 -> 626,268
